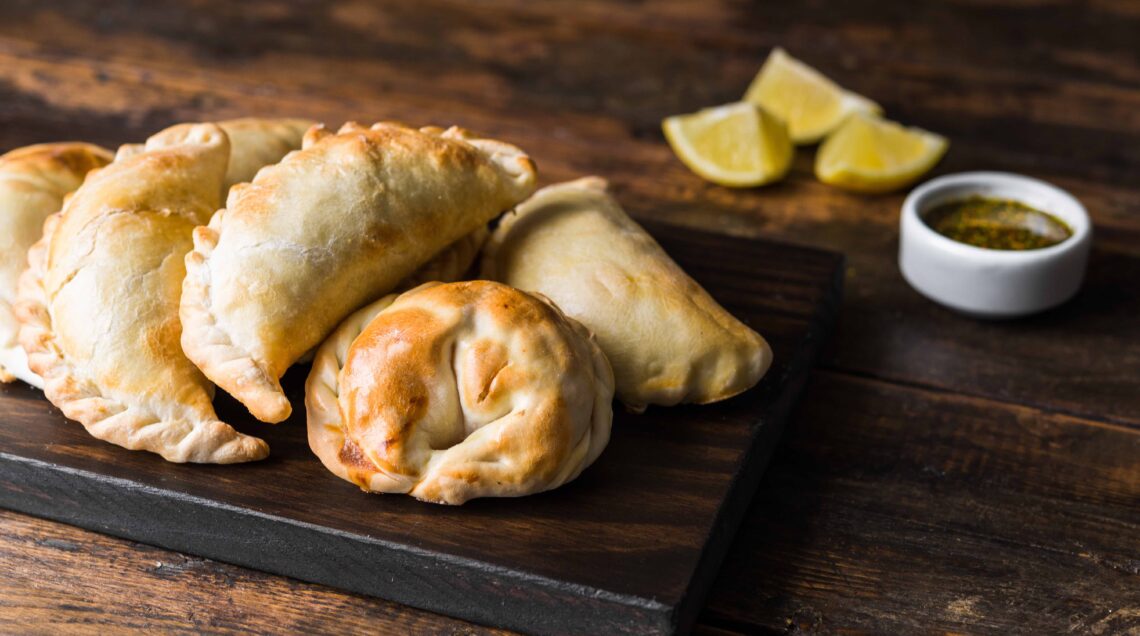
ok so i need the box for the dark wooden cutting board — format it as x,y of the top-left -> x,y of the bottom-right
0,220 -> 842,636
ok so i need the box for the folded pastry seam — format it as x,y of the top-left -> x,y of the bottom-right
181,212 -> 292,424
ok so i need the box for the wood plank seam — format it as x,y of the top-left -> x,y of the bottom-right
816,365 -> 1140,431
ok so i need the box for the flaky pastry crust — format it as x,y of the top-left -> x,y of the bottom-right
482,177 -> 773,411
15,124 -> 268,463
306,281 -> 613,505
181,121 -> 536,424
0,142 -> 112,387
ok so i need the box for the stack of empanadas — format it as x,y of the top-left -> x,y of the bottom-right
1,116 -> 771,504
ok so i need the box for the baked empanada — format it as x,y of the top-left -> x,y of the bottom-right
16,124 -> 268,463
181,122 -> 536,423
482,177 -> 773,411
306,281 -> 613,505
0,143 -> 112,387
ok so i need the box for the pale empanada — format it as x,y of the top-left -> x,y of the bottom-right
306,281 -> 613,505
481,177 -> 773,411
0,143 -> 112,387
16,124 -> 268,463
181,121 -> 536,424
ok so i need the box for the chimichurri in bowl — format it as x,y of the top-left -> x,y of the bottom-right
922,196 -> 1072,251
899,172 -> 1092,318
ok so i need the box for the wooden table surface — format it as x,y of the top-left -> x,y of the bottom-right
0,1 -> 1137,634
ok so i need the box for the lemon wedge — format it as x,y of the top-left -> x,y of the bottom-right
744,48 -> 881,144
815,113 -> 948,193
662,102 -> 793,187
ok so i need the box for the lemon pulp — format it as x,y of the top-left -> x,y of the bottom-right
815,113 -> 948,193
662,102 -> 793,188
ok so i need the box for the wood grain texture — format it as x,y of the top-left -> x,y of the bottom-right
700,371 -> 1140,635
0,0 -> 1137,633
7,371 -> 1136,635
0,509 -> 506,636
0,226 -> 843,635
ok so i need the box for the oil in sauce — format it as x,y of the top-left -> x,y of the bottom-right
922,196 -> 1072,251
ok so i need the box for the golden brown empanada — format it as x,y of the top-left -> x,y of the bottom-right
16,124 -> 268,463
0,143 -> 112,387
181,122 -> 536,424
482,177 -> 773,411
306,281 -> 613,505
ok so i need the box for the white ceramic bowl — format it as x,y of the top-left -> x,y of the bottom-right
899,172 -> 1092,318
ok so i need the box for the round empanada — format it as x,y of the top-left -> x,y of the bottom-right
306,281 -> 613,505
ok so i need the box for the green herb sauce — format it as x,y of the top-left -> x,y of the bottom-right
923,196 -> 1072,251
